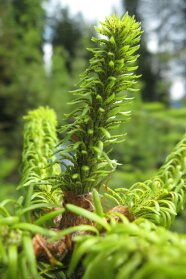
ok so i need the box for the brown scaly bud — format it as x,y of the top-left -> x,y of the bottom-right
33,230 -> 72,263
59,192 -> 95,229
108,205 -> 135,222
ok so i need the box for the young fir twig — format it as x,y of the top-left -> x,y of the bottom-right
106,132 -> 186,228
18,107 -> 62,221
55,13 -> 142,194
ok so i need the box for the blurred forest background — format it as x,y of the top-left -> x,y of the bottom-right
0,0 -> 186,231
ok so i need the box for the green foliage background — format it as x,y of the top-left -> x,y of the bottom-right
0,3 -> 186,277
0,0 -> 186,229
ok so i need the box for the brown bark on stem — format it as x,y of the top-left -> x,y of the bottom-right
33,191 -> 135,263
59,192 -> 94,229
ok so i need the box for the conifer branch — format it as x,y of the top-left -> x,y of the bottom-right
19,107 -> 62,219
56,14 -> 142,194
106,132 -> 186,227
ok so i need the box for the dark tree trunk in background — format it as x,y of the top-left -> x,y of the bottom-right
122,0 -> 186,104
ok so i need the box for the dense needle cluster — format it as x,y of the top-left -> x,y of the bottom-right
56,14 -> 142,194
106,132 -> 186,227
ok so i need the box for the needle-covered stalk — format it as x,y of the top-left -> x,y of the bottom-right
56,14 -> 142,194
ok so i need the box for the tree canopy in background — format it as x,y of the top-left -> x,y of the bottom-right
123,0 -> 186,104
0,0 -> 46,147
